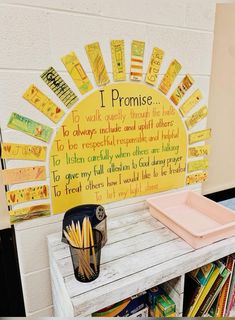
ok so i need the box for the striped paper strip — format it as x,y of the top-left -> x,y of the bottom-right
130,40 -> 145,81
41,67 -> 78,108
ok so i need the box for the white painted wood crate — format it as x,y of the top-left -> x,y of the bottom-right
48,207 -> 235,317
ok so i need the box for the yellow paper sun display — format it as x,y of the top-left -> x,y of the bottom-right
4,40 -> 211,221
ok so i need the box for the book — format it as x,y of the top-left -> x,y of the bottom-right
187,263 -> 215,316
92,292 -> 147,317
216,255 -> 235,317
196,265 -> 230,316
183,274 -> 201,316
225,255 -> 235,316
129,306 -> 149,317
190,264 -> 220,317
208,296 -> 219,317
226,288 -> 235,316
147,286 -> 176,317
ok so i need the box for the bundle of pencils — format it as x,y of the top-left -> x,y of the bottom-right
64,217 -> 97,280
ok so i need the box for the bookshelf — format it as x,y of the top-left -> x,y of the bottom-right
48,200 -> 235,317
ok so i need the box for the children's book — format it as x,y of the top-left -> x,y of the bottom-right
196,263 -> 230,316
216,255 -> 235,317
225,255 -> 235,316
190,264 -> 220,317
187,263 -> 215,317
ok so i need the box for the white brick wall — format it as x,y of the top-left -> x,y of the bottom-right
0,0 -> 233,316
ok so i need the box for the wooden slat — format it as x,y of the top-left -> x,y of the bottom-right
108,217 -> 163,244
107,209 -> 150,230
56,227 -> 178,278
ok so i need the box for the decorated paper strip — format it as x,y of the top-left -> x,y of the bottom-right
186,172 -> 208,185
188,145 -> 210,158
179,89 -> 203,117
130,40 -> 145,81
185,105 -> 208,129
170,74 -> 194,105
1,166 -> 46,185
6,185 -> 49,205
85,42 -> 110,86
159,59 -> 182,94
188,159 -> 209,173
145,47 -> 164,85
8,113 -> 53,143
189,128 -> 212,144
110,40 -> 126,81
23,84 -> 64,123
61,51 -> 93,94
9,204 -> 50,224
41,67 -> 78,108
1,143 -> 46,161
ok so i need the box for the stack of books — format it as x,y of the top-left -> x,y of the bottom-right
147,286 -> 176,317
183,254 -> 235,317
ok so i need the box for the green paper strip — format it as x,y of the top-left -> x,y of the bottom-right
8,112 -> 53,143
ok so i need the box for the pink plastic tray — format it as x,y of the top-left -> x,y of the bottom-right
147,191 -> 235,249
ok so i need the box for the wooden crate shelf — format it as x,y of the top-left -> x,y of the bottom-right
48,206 -> 235,317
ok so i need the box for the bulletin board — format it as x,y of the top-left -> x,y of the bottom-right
0,40 -> 211,221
